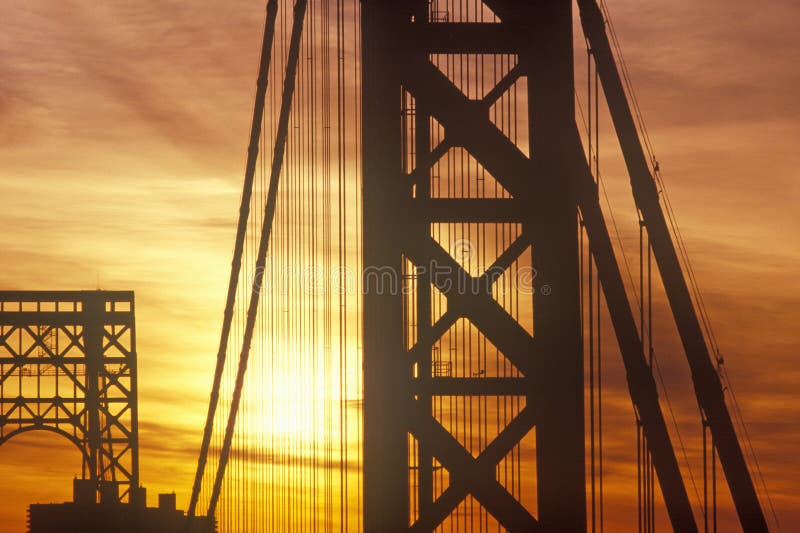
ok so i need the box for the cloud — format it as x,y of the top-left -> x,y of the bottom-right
1,0 -> 798,530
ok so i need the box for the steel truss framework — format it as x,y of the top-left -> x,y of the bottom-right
0,291 -> 139,501
363,2 -> 586,530
362,0 -> 767,531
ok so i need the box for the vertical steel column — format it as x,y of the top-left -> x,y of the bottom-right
525,2 -> 586,531
362,1 -> 410,528
129,295 -> 140,490
412,0 -> 433,521
83,293 -> 104,489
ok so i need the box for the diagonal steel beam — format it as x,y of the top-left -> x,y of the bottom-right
402,60 -> 529,197
409,401 -> 538,531
403,49 -> 698,532
404,234 -> 535,377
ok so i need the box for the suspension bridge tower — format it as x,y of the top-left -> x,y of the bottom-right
0,291 -> 140,503
360,1 -> 769,531
185,0 -> 772,530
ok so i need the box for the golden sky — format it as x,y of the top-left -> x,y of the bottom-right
1,0 -> 799,531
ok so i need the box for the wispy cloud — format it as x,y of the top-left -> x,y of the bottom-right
0,0 -> 798,530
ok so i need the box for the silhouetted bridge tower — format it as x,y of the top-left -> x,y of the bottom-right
361,1 -> 766,531
0,291 -> 139,502
187,0 -> 774,531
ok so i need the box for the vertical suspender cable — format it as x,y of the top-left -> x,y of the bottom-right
712,433 -> 717,533
637,417 -> 643,533
187,0 -> 280,519
595,59 -> 605,533
207,0 -> 309,516
648,235 -> 655,532
703,418 -> 710,533
638,217 -> 646,533
335,0 -> 347,527
587,45 -> 597,533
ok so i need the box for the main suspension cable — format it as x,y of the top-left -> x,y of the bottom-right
207,0 -> 308,516
597,1 -> 781,528
187,0 -> 280,520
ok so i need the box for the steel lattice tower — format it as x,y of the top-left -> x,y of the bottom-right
0,291 -> 140,502
361,1 -> 768,531
362,1 -> 585,530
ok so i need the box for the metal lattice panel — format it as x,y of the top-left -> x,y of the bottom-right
362,1 -> 585,530
0,291 -> 139,501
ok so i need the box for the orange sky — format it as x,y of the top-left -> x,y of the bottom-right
1,0 -> 799,531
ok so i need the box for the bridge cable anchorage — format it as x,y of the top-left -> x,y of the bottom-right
206,0 -> 308,518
